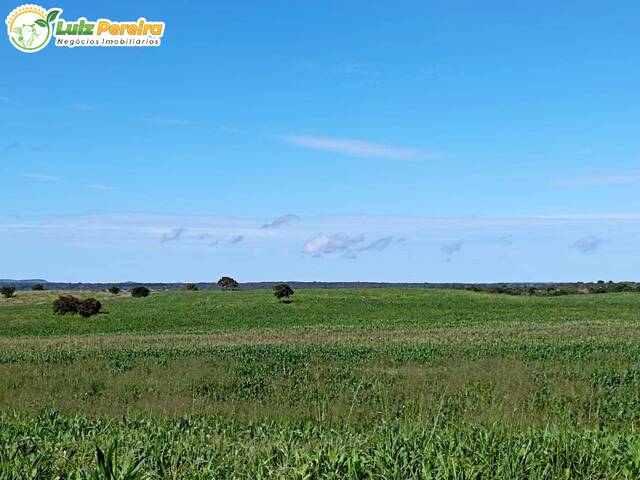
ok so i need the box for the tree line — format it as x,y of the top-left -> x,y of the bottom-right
1,276 -> 294,319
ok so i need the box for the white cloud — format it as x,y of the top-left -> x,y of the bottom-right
441,241 -> 463,256
142,117 -> 239,133
278,134 -> 445,161
303,234 -> 396,258
229,235 -> 244,245
573,236 -> 607,254
1,212 -> 638,266
356,236 -> 394,252
217,126 -> 241,134
142,117 -> 201,126
549,173 -> 640,187
161,228 -> 186,243
261,214 -> 300,229
441,240 -> 463,261
532,214 -> 640,220
303,234 -> 364,256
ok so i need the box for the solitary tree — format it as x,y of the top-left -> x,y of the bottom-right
78,298 -> 102,318
1,286 -> 16,299
31,284 -> 45,291
53,295 -> 81,315
217,277 -> 238,290
108,286 -> 121,295
185,283 -> 199,291
273,283 -> 294,302
130,286 -> 150,298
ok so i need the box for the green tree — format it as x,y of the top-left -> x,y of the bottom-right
130,286 -> 150,298
78,298 -> 102,318
1,286 -> 16,298
273,283 -> 294,302
217,277 -> 238,290
52,295 -> 81,315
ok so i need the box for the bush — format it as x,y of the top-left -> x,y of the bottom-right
558,285 -> 579,296
613,282 -> 635,293
1,286 -> 16,298
31,284 -> 45,291
130,286 -> 150,298
217,277 -> 238,290
77,298 -> 102,318
53,295 -> 81,315
274,283 -> 294,302
108,286 -> 120,295
185,283 -> 199,291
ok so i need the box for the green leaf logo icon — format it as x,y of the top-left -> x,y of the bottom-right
46,10 -> 59,24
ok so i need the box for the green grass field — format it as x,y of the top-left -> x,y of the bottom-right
2,288 -> 640,478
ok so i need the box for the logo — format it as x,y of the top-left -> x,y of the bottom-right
6,4 -> 59,53
6,4 -> 165,53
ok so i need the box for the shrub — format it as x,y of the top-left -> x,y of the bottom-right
274,283 -> 294,302
1,286 -> 16,298
217,277 -> 238,290
185,283 -> 199,291
108,286 -> 121,295
53,295 -> 81,315
31,284 -> 45,291
130,286 -> 150,298
77,298 -> 102,318
613,282 -> 635,293
559,285 -> 579,296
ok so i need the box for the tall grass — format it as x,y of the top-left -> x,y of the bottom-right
1,288 -> 639,337
1,289 -> 640,477
2,412 -> 640,478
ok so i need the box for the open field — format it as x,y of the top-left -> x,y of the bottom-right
2,288 -> 640,478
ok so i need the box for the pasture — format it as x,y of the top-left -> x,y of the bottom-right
2,288 -> 640,478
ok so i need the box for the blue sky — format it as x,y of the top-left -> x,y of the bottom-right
1,1 -> 639,282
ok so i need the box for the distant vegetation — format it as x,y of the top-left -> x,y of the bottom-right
273,283 -> 294,302
0,286 -> 15,298
31,284 -> 45,291
52,295 -> 102,318
108,286 -> 120,295
217,276 -> 238,290
3,279 -> 640,296
130,286 -> 150,298
466,280 -> 640,296
52,295 -> 80,315
185,283 -> 198,291
77,298 -> 102,318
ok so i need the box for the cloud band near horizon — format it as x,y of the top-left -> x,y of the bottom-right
278,134 -> 446,161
